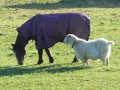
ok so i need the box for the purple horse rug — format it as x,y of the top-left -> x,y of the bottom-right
17,13 -> 90,49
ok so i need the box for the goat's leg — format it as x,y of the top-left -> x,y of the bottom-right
106,58 -> 109,66
82,58 -> 89,66
45,48 -> 54,63
101,57 -> 109,66
103,58 -> 109,66
37,49 -> 43,64
101,58 -> 106,66
102,60 -> 106,66
84,59 -> 89,65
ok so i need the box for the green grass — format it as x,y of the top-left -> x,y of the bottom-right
0,0 -> 120,90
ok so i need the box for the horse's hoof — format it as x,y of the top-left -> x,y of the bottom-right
37,61 -> 43,64
49,61 -> 54,63
37,62 -> 43,64
49,60 -> 54,63
49,57 -> 54,63
72,60 -> 79,63
18,62 -> 23,65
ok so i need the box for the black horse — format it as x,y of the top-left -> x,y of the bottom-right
12,13 -> 90,65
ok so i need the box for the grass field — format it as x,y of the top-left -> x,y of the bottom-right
0,0 -> 120,90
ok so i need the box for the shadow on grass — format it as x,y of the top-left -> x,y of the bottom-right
0,64 -> 92,76
5,0 -> 120,10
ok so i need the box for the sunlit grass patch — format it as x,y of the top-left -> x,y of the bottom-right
0,0 -> 120,90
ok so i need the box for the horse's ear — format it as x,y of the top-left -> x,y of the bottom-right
17,27 -> 20,30
11,43 -> 16,52
11,43 -> 15,47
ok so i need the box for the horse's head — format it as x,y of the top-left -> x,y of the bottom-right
12,44 -> 26,65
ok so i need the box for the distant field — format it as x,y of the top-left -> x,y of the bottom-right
0,0 -> 120,90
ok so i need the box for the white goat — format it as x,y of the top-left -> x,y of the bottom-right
64,34 -> 114,66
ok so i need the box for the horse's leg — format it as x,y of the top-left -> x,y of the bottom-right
86,36 -> 89,41
72,56 -> 78,63
37,49 -> 43,64
45,48 -> 54,63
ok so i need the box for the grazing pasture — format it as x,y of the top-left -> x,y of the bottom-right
0,0 -> 120,90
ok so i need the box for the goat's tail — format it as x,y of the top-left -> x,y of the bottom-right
108,41 -> 115,45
